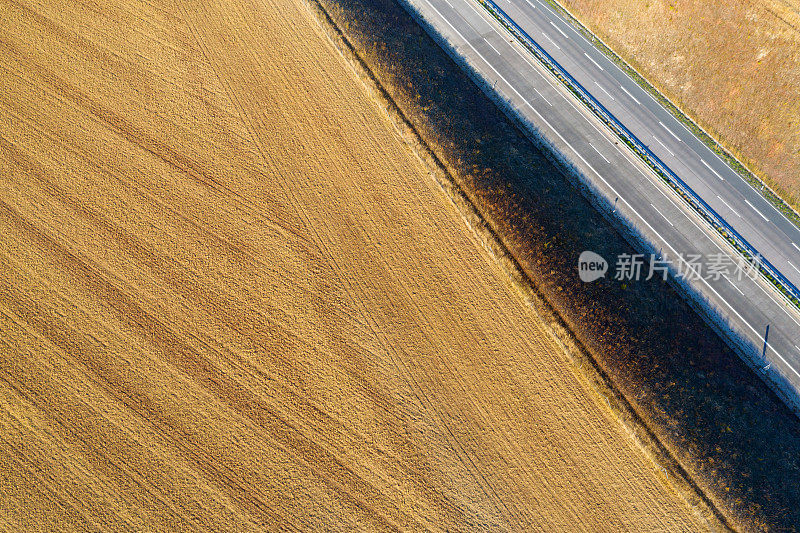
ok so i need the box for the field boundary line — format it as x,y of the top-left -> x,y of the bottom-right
300,0 -> 732,529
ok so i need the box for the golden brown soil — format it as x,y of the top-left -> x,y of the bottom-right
561,0 -> 800,207
0,0 -> 707,529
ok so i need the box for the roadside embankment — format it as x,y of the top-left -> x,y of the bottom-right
309,0 -> 800,528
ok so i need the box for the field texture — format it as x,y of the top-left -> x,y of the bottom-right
0,0 -> 708,530
561,0 -> 800,209
314,0 -> 800,528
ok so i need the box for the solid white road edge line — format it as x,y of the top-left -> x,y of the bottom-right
421,0 -> 800,378
485,0 -> 800,331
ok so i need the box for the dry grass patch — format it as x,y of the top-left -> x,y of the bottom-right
561,0 -> 800,210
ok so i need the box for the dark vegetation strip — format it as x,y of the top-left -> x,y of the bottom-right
302,0 -> 800,529
302,0 -> 730,527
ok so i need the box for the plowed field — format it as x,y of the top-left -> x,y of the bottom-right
0,0 -> 706,529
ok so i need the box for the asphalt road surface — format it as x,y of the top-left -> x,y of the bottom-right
408,0 -> 800,405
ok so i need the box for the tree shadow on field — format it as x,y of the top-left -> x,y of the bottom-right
313,0 -> 800,528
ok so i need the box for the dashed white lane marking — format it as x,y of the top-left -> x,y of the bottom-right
745,199 -> 770,222
593,81 -> 615,101
583,52 -> 604,71
651,203 -> 674,226
653,135 -> 675,156
493,2 -> 800,334
700,159 -> 725,181
524,0 -> 536,8
528,0 -> 799,263
619,85 -> 641,105
793,242 -> 800,253
589,143 -> 610,163
716,195 -> 741,217
528,0 -> 793,245
724,275 -> 745,295
789,261 -> 800,275
444,0 -> 453,6
424,0 -> 800,378
534,87 -> 552,106
549,21 -> 569,39
542,32 -> 560,50
659,121 -> 682,141
483,36 -> 502,56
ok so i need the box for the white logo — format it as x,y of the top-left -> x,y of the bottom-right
578,251 -> 608,282
577,250 -> 760,284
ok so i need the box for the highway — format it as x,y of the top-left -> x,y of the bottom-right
406,0 -> 800,405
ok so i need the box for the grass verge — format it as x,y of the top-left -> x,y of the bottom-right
541,0 -> 800,228
302,0 -> 800,528
474,0 -> 800,316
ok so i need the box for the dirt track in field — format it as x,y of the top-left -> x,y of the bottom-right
0,0 -> 707,529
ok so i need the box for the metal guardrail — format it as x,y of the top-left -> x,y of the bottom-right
477,0 -> 800,308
